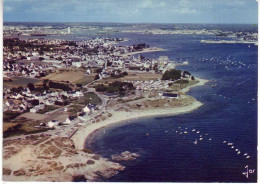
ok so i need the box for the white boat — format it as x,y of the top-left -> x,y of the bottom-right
235,149 -> 238,151
199,138 -> 203,141
231,146 -> 234,149
223,141 -> 227,143
246,156 -> 250,159
176,131 -> 178,133
237,151 -> 241,155
244,153 -> 248,156
209,138 -> 212,141
180,132 -> 183,134
197,131 -> 200,134
227,143 -> 233,146
192,129 -> 195,132
184,131 -> 188,134
193,139 -> 198,145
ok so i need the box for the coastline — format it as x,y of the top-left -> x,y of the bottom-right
71,78 -> 208,150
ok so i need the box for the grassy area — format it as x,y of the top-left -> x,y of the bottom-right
38,105 -> 60,114
117,96 -> 145,103
4,77 -> 41,89
76,92 -> 102,106
68,104 -> 84,115
3,120 -> 53,138
3,111 -> 22,121
96,72 -> 162,84
43,71 -> 85,83
74,73 -> 97,85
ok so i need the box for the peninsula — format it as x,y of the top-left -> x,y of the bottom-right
3,28 -> 208,181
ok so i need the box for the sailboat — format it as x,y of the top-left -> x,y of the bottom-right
193,139 -> 198,145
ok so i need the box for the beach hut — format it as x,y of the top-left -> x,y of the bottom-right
83,106 -> 90,113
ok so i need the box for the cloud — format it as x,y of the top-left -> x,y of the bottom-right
138,0 -> 166,8
171,7 -> 198,15
179,0 -> 191,7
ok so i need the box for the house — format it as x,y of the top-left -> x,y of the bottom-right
47,120 -> 59,128
83,106 -> 90,113
63,117 -> 74,124
30,104 -> 45,113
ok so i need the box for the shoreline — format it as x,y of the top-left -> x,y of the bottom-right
71,78 -> 208,150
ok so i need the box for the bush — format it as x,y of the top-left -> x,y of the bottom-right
27,83 -> 35,91
82,148 -> 93,154
95,84 -> 108,92
162,69 -> 182,81
72,175 -> 87,182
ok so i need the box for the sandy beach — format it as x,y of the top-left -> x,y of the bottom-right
72,78 -> 208,150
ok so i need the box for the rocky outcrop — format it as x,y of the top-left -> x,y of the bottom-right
3,135 -> 124,182
111,151 -> 139,161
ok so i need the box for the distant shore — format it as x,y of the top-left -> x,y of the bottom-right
71,78 -> 208,150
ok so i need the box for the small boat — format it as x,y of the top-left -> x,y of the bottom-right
237,151 -> 241,155
223,141 -> 227,143
184,131 -> 188,134
227,143 -> 233,146
193,139 -> 198,145
244,153 -> 248,156
146,133 -> 149,136
205,133 -> 208,136
165,131 -> 168,133
197,131 -> 200,134
235,149 -> 238,152
246,156 -> 250,159
180,132 -> 183,134
199,138 -> 203,141
200,135 -> 202,137
176,131 -> 178,133
192,129 -> 195,132
185,128 -> 188,130
231,146 -> 234,149
209,138 -> 212,141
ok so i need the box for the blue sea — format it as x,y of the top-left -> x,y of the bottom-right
84,24 -> 257,182
8,23 -> 257,182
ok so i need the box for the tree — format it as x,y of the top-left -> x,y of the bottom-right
27,83 -> 35,91
31,99 -> 39,106
162,69 -> 182,81
94,74 -> 100,80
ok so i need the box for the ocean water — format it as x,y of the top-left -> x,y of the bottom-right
85,24 -> 258,182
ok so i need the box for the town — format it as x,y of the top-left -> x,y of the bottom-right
3,35 -> 196,138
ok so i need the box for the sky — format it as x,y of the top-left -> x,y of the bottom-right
3,0 -> 259,24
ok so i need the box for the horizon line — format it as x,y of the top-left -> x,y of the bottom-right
3,21 -> 258,25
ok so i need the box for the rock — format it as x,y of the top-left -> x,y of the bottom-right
13,169 -> 26,176
86,160 -> 95,165
72,175 -> 87,182
3,168 -> 12,175
111,151 -> 139,161
92,155 -> 100,160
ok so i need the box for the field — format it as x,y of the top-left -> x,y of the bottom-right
4,77 -> 41,88
43,71 -> 85,83
96,72 -> 162,84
